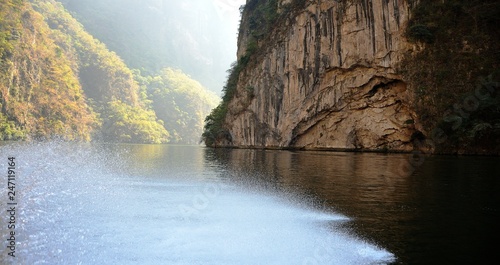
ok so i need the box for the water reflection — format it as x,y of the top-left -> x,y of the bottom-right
1,143 -> 396,264
204,148 -> 413,210
204,148 -> 500,264
1,143 -> 497,264
97,144 -> 212,181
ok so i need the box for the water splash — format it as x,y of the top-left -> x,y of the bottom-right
1,142 -> 394,264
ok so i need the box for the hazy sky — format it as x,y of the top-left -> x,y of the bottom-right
164,0 -> 247,92
213,0 -> 246,36
212,0 -> 247,68
209,0 -> 247,92
60,0 -> 248,93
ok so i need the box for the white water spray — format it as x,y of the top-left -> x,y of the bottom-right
0,142 -> 394,264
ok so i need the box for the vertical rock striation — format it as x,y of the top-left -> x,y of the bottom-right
223,0 -> 420,151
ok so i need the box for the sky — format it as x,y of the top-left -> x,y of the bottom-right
161,0 -> 248,93
208,0 -> 247,93
60,0 -> 249,93
213,0 -> 247,36
212,0 -> 247,75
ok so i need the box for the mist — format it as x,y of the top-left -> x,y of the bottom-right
60,0 -> 246,94
1,0 -> 248,143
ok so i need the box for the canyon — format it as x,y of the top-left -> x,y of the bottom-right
219,0 -> 421,151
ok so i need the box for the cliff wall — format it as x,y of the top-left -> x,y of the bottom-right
222,0 -> 420,151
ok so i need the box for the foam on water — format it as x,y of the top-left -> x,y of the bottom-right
0,142 -> 395,264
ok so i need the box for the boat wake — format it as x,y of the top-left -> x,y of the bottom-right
0,142 -> 395,264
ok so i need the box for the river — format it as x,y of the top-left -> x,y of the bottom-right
0,142 -> 498,264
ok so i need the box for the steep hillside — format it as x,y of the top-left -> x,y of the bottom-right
204,0 -> 500,154
1,0 -> 219,144
44,0 -> 220,144
136,68 -> 220,144
58,0 -> 240,93
31,0 -> 171,143
1,0 -> 97,141
401,0 -> 500,154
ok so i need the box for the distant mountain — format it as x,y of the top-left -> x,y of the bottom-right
58,0 -> 241,93
1,0 -> 219,144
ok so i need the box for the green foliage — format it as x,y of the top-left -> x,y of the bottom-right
138,68 -> 219,144
243,38 -> 259,64
436,75 -> 500,151
1,0 -> 98,141
403,0 -> 500,151
101,100 -> 170,144
246,86 -> 255,98
58,0 -> 237,93
27,0 -> 175,144
222,61 -> 244,103
247,0 -> 279,39
242,0 -> 306,55
202,103 -> 229,147
1,0 -> 223,144
406,24 -> 434,43
38,0 -> 221,144
0,0 -> 180,144
0,113 -> 25,140
241,0 -> 280,63
202,0 -> 287,146
202,61 -> 244,146
31,0 -> 139,106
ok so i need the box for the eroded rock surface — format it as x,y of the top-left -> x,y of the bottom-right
223,0 -> 420,151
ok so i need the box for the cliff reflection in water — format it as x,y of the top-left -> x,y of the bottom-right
205,148 -> 410,204
3,142 -> 495,264
0,143 -> 395,264
205,148 -> 499,265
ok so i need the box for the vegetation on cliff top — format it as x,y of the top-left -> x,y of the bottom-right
202,61 -> 242,146
403,0 -> 500,153
202,0 -> 296,146
204,0 -> 500,153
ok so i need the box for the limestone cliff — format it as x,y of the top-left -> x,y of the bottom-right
215,0 -> 419,151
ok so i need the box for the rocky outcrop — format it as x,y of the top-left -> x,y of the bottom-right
222,0 -> 421,151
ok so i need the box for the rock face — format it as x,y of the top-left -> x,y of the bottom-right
223,0 -> 420,151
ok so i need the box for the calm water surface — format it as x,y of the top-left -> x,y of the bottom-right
0,142 -> 498,264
